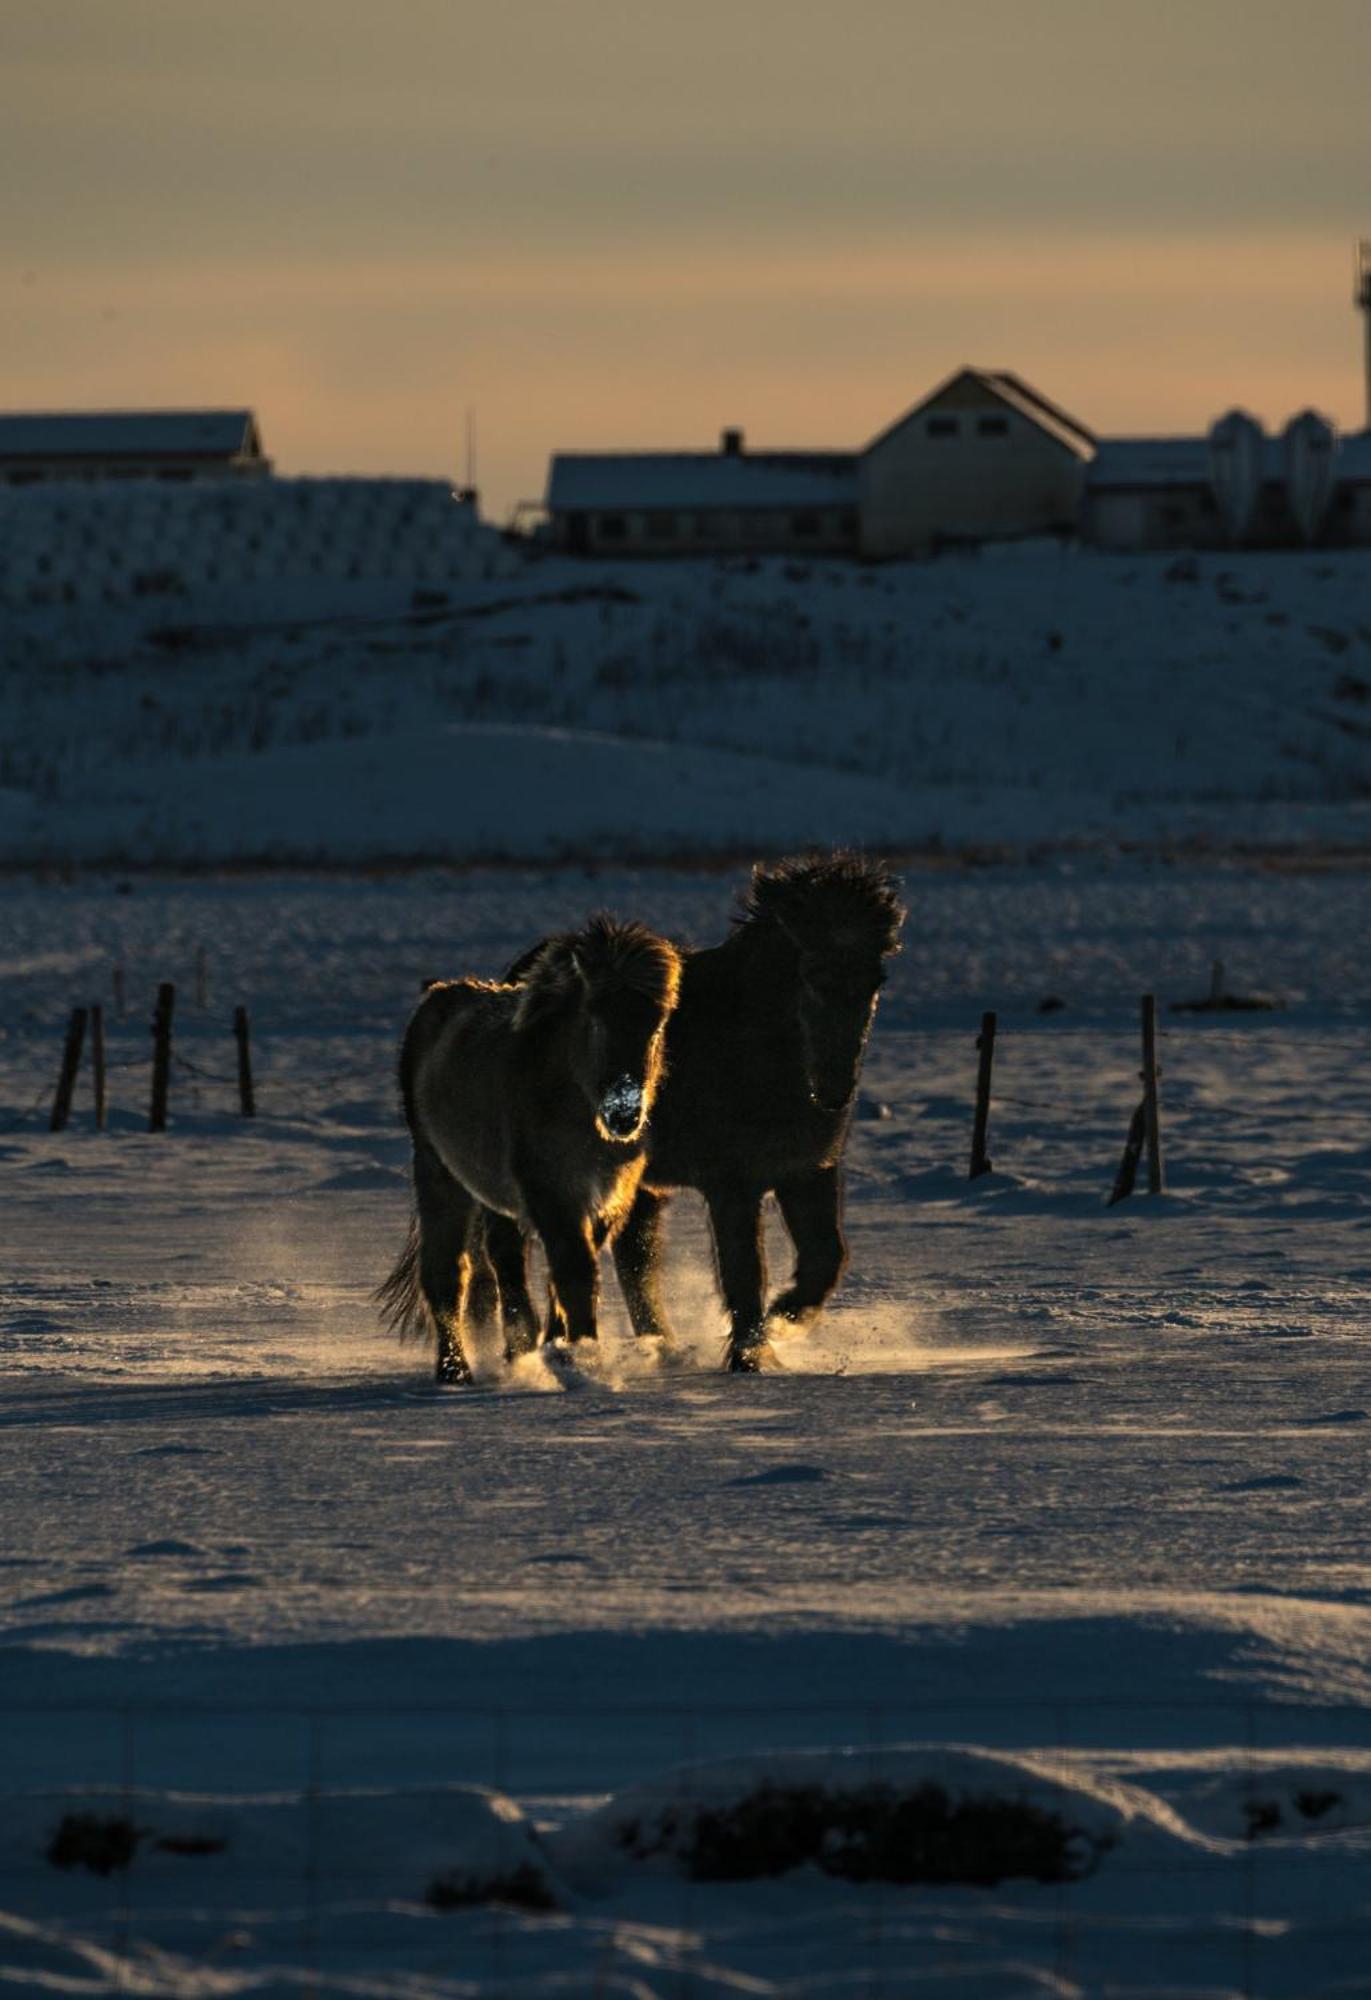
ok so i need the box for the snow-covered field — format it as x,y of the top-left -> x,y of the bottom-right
4,535 -> 1371,867
4,859 -> 1371,1995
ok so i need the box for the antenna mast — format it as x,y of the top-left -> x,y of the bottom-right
464,408 -> 477,492
1357,242 -> 1371,430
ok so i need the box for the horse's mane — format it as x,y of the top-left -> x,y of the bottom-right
513,914 -> 681,1029
735,851 -> 906,956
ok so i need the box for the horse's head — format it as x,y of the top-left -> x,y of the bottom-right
516,916 -> 682,1143
745,853 -> 905,1114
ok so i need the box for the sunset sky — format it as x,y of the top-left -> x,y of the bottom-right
5,1 -> 1368,518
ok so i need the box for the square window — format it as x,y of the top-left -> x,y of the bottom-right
926,416 -> 958,439
977,416 -> 1009,438
597,513 -> 628,540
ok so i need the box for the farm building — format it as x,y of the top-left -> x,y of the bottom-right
0,409 -> 271,485
545,433 -> 859,557
544,369 -> 1094,559
1083,411 -> 1371,550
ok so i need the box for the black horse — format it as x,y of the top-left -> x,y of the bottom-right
377,915 -> 682,1383
482,853 -> 904,1372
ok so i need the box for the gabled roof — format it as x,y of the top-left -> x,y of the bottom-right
0,409 -> 264,462
863,368 -> 1096,459
546,450 -> 858,513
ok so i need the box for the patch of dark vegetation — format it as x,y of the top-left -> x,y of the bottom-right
1244,1799 -> 1283,1840
1295,1789 -> 1343,1821
47,1813 -> 144,1876
619,1781 -> 1108,1887
153,1832 -> 228,1857
424,1862 -> 559,1913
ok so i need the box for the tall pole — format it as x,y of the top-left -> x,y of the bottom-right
1357,242 -> 1371,432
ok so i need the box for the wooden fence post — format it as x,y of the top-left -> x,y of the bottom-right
195,946 -> 208,1010
149,983 -> 175,1133
969,1010 -> 996,1179
112,965 -> 126,1019
1141,992 -> 1164,1195
50,1007 -> 87,1133
90,1004 -> 107,1132
1107,1101 -> 1146,1207
234,1005 -> 256,1118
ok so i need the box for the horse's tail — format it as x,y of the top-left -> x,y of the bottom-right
374,1214 -> 431,1344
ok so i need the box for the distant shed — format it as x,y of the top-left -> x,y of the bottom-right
0,410 -> 271,486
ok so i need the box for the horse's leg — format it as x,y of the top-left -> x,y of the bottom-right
414,1140 -> 476,1385
611,1187 -> 677,1341
483,1211 -> 540,1360
524,1188 -> 599,1345
465,1209 -> 500,1337
768,1165 -> 849,1333
703,1181 -> 770,1372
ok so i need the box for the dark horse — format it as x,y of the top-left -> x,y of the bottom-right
483,853 -> 904,1372
377,915 -> 682,1383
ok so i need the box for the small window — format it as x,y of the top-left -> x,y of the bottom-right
1162,503 -> 1188,528
791,512 -> 820,537
977,416 -> 1010,438
839,510 -> 858,538
926,416 -> 958,439
647,512 -> 676,538
597,513 -> 628,540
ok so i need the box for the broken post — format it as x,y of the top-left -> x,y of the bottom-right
969,1009 -> 996,1179
1141,992 -> 1164,1195
149,982 -> 175,1133
234,1005 -> 256,1118
90,1004 -> 107,1132
50,1007 -> 88,1133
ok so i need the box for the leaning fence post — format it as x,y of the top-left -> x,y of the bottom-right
149,982 -> 175,1133
112,965 -> 127,1019
1141,993 -> 1164,1195
1107,1100 -> 1146,1206
969,1010 -> 996,1179
50,1007 -> 88,1133
234,1005 -> 256,1118
90,1004 -> 107,1132
195,946 -> 208,1010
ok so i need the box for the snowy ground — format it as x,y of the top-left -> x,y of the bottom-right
4,540 -> 1371,866
3,860 -> 1370,1995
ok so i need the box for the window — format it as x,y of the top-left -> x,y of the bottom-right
597,513 -> 628,540
926,416 -> 958,439
646,512 -> 676,538
977,416 -> 1009,438
791,512 -> 820,537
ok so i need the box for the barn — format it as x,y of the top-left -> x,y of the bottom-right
0,409 -> 271,486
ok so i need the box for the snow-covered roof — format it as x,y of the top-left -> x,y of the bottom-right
0,409 -> 264,464
1089,428 -> 1371,493
546,451 -> 858,513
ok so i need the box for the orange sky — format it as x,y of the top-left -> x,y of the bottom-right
5,1 -> 1368,518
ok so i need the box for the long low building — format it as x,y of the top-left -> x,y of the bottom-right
1085,414 -> 1371,551
545,369 -> 1096,559
0,409 -> 271,485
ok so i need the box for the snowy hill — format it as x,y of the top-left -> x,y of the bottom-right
3,513 -> 1371,864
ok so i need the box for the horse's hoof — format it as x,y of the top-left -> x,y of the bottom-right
435,1358 -> 473,1387
726,1340 -> 780,1374
504,1331 -> 538,1363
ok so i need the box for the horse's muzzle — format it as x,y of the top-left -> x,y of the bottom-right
598,1074 -> 645,1141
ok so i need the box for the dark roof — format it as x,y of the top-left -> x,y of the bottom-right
547,450 -> 857,513
0,410 -> 263,463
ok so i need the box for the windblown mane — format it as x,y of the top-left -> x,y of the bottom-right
736,852 -> 906,956
514,914 -> 682,1029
